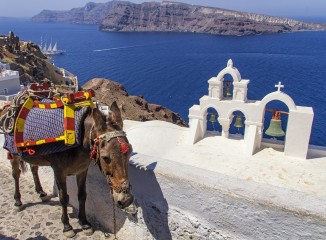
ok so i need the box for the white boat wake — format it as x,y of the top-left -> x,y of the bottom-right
93,44 -> 147,52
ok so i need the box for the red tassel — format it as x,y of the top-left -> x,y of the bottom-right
117,137 -> 129,154
90,145 -> 97,160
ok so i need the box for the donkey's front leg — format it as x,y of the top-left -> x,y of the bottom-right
10,157 -> 22,209
54,172 -> 75,238
77,170 -> 93,236
30,164 -> 48,201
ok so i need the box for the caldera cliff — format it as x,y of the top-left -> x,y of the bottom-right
31,1 -> 326,36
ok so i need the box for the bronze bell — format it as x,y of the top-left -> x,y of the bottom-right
233,115 -> 243,128
209,113 -> 216,123
225,83 -> 232,97
265,111 -> 285,137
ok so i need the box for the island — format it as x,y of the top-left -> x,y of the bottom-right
31,1 -> 326,36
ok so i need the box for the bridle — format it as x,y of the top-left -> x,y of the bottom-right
89,124 -> 131,194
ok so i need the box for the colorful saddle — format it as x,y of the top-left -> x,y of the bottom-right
4,90 -> 95,156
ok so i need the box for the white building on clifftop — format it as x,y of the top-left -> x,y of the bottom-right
0,58 -> 21,101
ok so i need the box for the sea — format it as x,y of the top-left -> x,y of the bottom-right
0,17 -> 325,146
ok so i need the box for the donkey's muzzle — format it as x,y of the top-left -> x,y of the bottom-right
117,194 -> 134,209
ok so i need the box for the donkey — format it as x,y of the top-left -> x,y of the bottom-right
6,101 -> 134,237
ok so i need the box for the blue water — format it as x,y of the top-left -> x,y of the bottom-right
1,18 -> 326,146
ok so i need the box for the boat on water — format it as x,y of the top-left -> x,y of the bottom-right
40,37 -> 65,55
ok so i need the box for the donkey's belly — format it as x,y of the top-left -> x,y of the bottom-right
20,155 -> 52,166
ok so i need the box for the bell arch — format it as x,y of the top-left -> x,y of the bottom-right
228,110 -> 247,138
260,92 -> 296,114
206,107 -> 222,135
199,105 -> 222,136
200,104 -> 221,118
226,108 -> 248,121
262,100 -> 290,145
216,59 -> 242,83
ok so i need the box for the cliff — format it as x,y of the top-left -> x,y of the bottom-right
0,33 -> 68,85
31,1 -> 326,36
31,1 -> 126,24
82,78 -> 187,126
100,1 -> 326,35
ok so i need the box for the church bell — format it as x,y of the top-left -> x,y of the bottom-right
265,111 -> 285,137
209,113 -> 216,123
225,83 -> 232,97
233,115 -> 243,128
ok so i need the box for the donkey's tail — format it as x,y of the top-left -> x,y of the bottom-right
19,159 -> 28,173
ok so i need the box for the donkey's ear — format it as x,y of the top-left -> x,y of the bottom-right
91,108 -> 106,128
109,101 -> 123,130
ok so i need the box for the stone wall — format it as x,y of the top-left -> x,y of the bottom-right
67,154 -> 326,239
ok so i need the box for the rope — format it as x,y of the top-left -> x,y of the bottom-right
111,190 -> 118,240
27,83 -> 60,99
0,85 -> 62,134
0,91 -> 28,134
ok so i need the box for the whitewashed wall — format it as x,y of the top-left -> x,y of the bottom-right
67,154 -> 326,240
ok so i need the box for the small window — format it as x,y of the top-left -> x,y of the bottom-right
3,88 -> 8,95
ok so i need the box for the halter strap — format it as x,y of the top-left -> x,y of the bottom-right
95,130 -> 126,142
90,128 -> 127,161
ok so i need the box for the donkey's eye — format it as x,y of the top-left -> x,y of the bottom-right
102,156 -> 110,163
100,141 -> 106,148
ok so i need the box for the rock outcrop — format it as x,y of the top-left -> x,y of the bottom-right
83,78 -> 187,126
32,1 -> 326,36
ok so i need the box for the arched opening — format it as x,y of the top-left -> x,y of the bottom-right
263,100 -> 289,146
222,73 -> 234,99
229,110 -> 246,139
206,107 -> 222,136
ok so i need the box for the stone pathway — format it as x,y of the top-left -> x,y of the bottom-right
0,160 -> 114,240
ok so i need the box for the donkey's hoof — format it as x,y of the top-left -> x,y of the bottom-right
79,221 -> 94,236
82,226 -> 94,236
41,196 -> 50,202
40,195 -> 50,202
14,201 -> 23,211
14,204 -> 23,212
38,191 -> 49,202
63,227 -> 75,238
39,191 -> 47,198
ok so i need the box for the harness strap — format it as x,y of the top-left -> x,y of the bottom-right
97,131 -> 126,141
89,130 -> 127,161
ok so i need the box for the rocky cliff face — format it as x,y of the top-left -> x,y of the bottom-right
0,39 -> 66,85
82,78 -> 187,126
100,1 -> 326,35
31,1 -> 125,24
32,1 -> 326,35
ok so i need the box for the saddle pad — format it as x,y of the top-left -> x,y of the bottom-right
4,105 -> 89,156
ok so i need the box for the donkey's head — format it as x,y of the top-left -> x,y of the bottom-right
85,101 -> 134,209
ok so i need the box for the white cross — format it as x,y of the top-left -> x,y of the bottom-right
275,82 -> 284,92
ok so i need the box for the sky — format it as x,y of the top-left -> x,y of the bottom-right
0,0 -> 325,18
